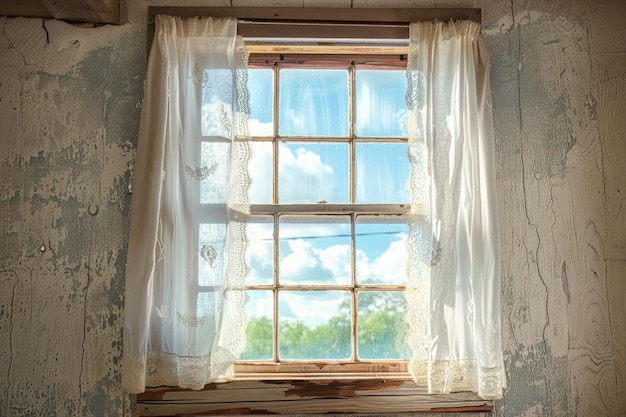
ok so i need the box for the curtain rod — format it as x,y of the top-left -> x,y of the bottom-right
147,7 -> 481,24
146,7 -> 480,54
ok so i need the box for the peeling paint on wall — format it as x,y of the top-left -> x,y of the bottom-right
1,1 -> 626,416
0,15 -> 139,417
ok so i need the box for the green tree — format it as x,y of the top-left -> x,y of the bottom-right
242,291 -> 410,361
357,291 -> 410,359
280,318 -> 351,360
241,316 -> 273,360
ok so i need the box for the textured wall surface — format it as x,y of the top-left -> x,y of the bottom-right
0,0 -> 625,416
0,16 -> 140,417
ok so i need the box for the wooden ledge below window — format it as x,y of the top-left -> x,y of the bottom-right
136,378 -> 492,416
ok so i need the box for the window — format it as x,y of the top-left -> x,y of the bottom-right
131,8 -> 503,415
236,56 -> 412,376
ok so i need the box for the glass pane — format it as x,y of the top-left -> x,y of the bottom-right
248,141 -> 273,204
200,141 -> 230,204
355,69 -> 407,137
357,291 -> 410,360
248,68 -> 274,137
279,290 -> 351,360
355,142 -> 408,204
201,69 -> 233,138
279,69 -> 349,137
278,142 -> 348,203
279,215 -> 351,286
198,223 -> 226,287
246,216 -> 274,286
241,290 -> 274,361
355,215 -> 407,285
195,291 -> 218,353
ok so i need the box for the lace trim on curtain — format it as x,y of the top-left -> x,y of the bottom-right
217,35 -> 252,370
229,36 -> 252,216
409,359 -> 504,400
123,350 -> 238,391
404,18 -> 432,389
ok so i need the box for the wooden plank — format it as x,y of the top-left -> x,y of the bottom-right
137,379 -> 491,416
543,49 -> 625,417
40,0 -> 119,24
590,52 -> 626,415
137,397 -> 491,416
0,0 -> 53,18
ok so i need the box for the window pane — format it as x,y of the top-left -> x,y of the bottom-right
200,141 -> 230,204
279,215 -> 351,286
355,215 -> 407,285
279,69 -> 349,137
196,291 -> 218,352
357,291 -> 410,360
278,142 -> 348,203
201,69 -> 233,138
248,141 -> 273,204
247,216 -> 275,286
248,68 -> 274,137
355,69 -> 407,138
279,290 -> 351,360
355,142 -> 408,203
241,290 -> 274,361
198,223 -> 226,287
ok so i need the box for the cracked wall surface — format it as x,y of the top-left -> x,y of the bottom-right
0,16 -> 140,417
1,0 -> 626,416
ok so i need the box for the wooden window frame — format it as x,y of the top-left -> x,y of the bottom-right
236,59 -> 410,378
137,8 -> 492,416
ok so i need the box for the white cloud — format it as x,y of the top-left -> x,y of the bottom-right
318,244 -> 351,282
280,291 -> 347,328
251,291 -> 273,319
249,118 -> 273,137
277,230 -> 407,288
279,144 -> 336,203
281,239 -> 321,275
246,242 -> 273,284
283,146 -> 333,176
369,234 -> 408,285
248,142 -> 338,203
248,142 -> 273,203
247,231 -> 408,327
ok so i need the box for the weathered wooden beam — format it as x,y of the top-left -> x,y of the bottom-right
40,0 -> 119,24
0,0 -> 53,18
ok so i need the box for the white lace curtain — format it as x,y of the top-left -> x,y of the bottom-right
121,15 -> 250,393
121,15 -> 504,400
405,20 -> 505,399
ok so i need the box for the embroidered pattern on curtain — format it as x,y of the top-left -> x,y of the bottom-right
404,20 -> 505,400
121,15 -> 251,394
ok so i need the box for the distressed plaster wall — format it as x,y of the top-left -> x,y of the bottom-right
0,0 -> 625,416
0,16 -> 140,417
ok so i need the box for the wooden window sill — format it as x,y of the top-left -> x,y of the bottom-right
136,378 -> 492,416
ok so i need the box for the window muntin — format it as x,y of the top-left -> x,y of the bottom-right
237,62 -> 411,371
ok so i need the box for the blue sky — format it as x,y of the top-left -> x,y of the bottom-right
242,68 -> 409,327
